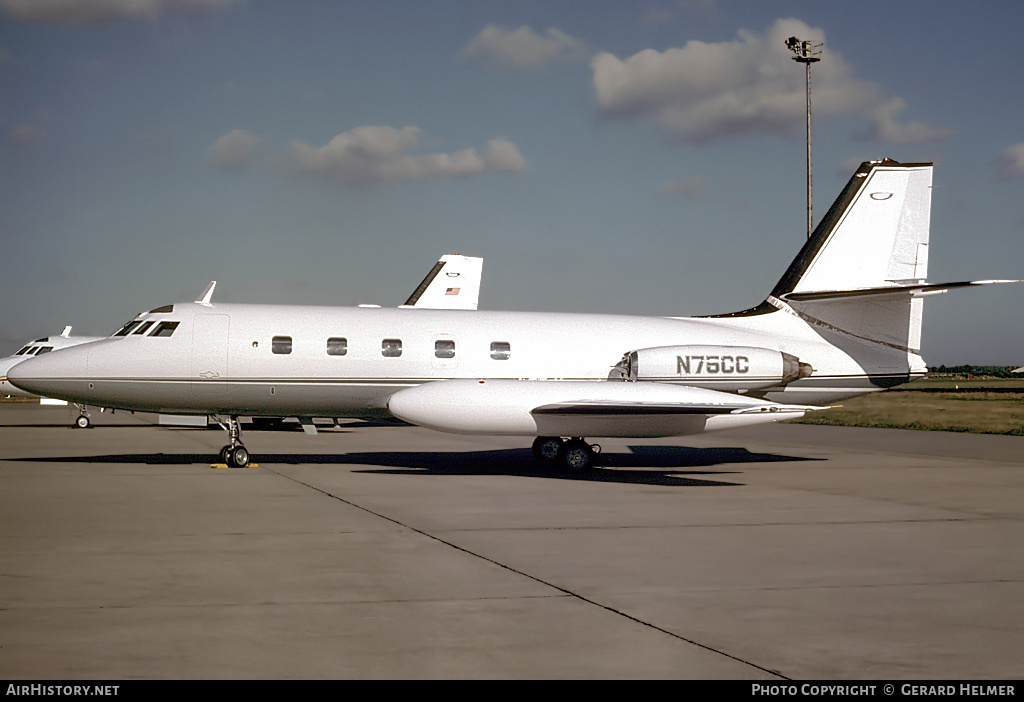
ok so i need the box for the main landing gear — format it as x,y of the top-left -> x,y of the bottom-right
532,436 -> 600,473
212,415 -> 251,467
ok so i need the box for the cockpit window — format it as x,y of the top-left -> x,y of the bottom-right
149,305 -> 174,314
15,346 -> 31,355
133,321 -> 155,335
150,321 -> 180,337
114,321 -> 143,337
35,346 -> 53,355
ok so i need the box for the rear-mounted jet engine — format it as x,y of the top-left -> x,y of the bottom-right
613,345 -> 813,391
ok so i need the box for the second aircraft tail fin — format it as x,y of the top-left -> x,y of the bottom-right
402,254 -> 483,311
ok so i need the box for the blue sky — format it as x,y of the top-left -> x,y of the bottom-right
2,0 -> 1022,364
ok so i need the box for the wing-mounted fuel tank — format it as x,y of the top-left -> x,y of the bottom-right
611,345 -> 812,392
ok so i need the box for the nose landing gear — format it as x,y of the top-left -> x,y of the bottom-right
212,415 -> 251,467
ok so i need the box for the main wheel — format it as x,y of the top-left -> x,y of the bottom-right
560,439 -> 594,473
219,445 -> 232,465
228,445 -> 250,468
75,415 -> 90,429
532,436 -> 564,463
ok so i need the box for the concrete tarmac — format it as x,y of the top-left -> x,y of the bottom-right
1,402 -> 1022,680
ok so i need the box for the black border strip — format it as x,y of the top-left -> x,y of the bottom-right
402,260 -> 446,306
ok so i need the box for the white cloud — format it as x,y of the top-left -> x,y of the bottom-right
0,0 -> 242,23
592,18 -> 952,145
206,129 -> 262,171
210,125 -> 527,184
7,124 -> 46,143
996,143 -> 1024,181
855,97 -> 953,144
656,176 -> 708,199
462,25 -> 589,73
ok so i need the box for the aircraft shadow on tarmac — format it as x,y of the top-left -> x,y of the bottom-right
6,446 -> 821,487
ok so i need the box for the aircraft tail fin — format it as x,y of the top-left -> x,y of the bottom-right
708,160 -> 936,355
708,159 -> 1019,368
402,254 -> 483,310
776,159 -> 934,297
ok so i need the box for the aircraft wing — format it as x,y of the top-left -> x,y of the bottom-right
402,254 -> 482,310
388,379 -> 820,438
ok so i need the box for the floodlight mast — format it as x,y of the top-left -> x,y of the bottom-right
786,36 -> 822,239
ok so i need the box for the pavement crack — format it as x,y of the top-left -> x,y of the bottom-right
267,465 -> 789,680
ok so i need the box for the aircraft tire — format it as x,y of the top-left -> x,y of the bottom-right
532,436 -> 564,463
75,415 -> 90,429
228,445 -> 250,468
219,445 -> 231,465
560,439 -> 593,473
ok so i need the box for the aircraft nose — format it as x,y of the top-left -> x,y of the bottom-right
0,357 -> 38,398
7,345 -> 90,400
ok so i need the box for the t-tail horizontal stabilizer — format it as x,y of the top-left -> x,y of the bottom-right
778,279 -> 1021,303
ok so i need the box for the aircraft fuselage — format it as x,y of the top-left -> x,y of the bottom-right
9,301 -> 908,417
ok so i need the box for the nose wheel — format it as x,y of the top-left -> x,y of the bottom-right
73,404 -> 91,428
213,415 -> 251,467
222,444 -> 250,468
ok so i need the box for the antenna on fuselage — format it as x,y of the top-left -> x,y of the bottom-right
196,281 -> 217,305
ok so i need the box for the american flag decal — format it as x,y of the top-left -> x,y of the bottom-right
445,287 -> 461,295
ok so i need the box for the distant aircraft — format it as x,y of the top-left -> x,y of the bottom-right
1,327 -> 105,425
10,160 -> 1018,470
401,254 -> 482,311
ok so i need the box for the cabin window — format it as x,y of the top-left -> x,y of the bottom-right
490,342 -> 511,360
35,347 -> 53,355
327,337 -> 348,356
382,339 -> 402,357
435,340 -> 455,359
133,321 -> 155,335
114,321 -> 143,336
272,336 -> 292,354
151,321 -> 180,338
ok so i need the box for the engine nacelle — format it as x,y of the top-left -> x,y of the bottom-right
614,345 -> 811,391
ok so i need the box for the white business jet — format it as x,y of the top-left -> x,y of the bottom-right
9,160 -> 1017,470
2,254 -> 481,431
